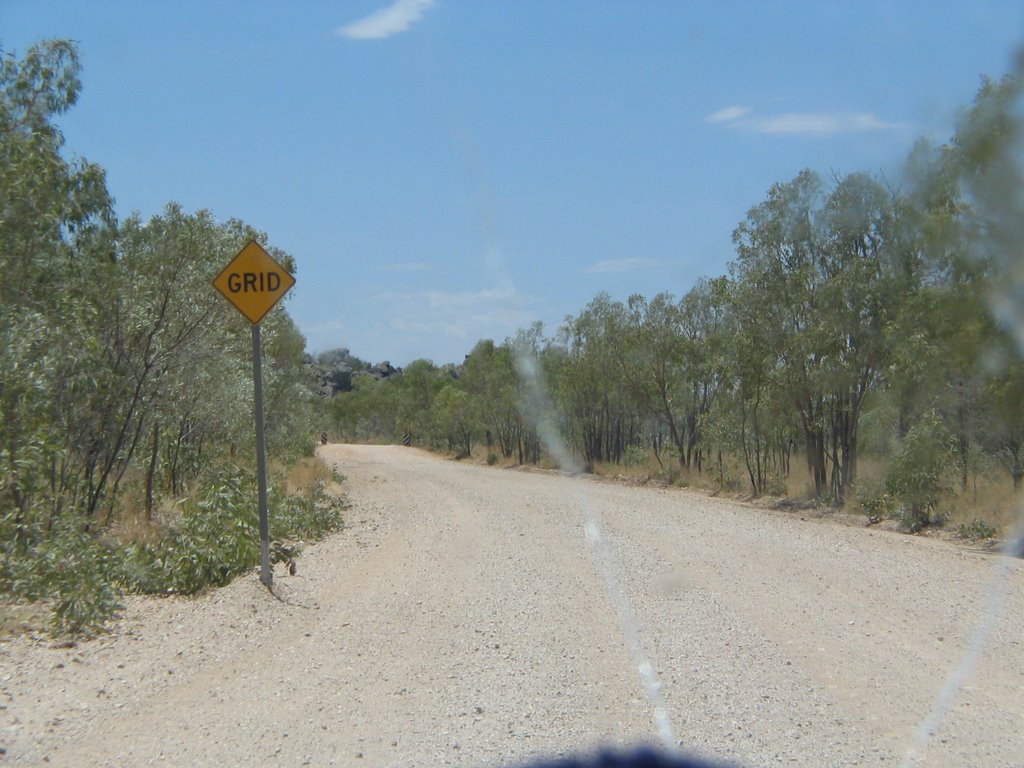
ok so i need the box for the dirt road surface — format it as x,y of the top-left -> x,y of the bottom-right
2,444 -> 1022,767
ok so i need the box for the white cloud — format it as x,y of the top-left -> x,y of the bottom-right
751,111 -> 904,135
335,0 -> 436,40
706,105 -> 751,124
707,105 -> 907,136
583,258 -> 664,274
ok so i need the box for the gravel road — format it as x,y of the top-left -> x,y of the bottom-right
1,444 -> 1022,767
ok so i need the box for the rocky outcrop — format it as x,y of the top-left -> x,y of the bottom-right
306,348 -> 403,397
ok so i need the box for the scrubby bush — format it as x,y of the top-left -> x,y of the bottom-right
854,478 -> 898,522
0,514 -> 124,637
885,413 -> 954,532
957,518 -> 998,540
46,531 -> 124,636
271,479 -> 345,543
124,465 -> 345,597
127,467 -> 259,595
623,446 -> 649,467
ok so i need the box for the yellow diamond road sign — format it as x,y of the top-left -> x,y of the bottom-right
213,240 -> 295,325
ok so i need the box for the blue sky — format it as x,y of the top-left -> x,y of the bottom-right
4,1 -> 1023,366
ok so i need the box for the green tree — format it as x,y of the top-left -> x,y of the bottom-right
719,273 -> 793,495
732,171 -> 831,497
731,170 -> 896,503
0,38 -> 322,632
610,293 -> 689,469
816,173 -> 894,502
558,296 -> 637,470
433,383 -> 475,457
395,359 -> 445,443
331,372 -> 400,441
508,324 -> 548,465
462,339 -> 522,459
983,357 -> 1024,489
0,39 -> 115,534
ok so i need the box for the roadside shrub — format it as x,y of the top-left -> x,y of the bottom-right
271,479 -> 345,543
44,528 -> 123,636
957,518 -> 998,541
3,519 -> 123,637
2,454 -> 343,634
656,463 -> 682,486
764,474 -> 788,497
126,466 -> 259,595
854,478 -> 897,522
487,453 -> 498,466
710,459 -> 743,493
125,465 -> 345,596
885,413 -> 954,532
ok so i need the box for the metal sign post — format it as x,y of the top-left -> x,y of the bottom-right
213,240 -> 296,589
252,323 -> 272,587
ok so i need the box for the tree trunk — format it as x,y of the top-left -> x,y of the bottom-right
145,422 -> 160,521
958,403 -> 970,492
805,428 -> 827,497
798,397 -> 828,497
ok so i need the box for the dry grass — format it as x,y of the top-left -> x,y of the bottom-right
106,497 -> 179,546
945,474 -> 1022,533
279,455 -> 334,495
467,443 -> 1022,536
832,456 -> 1020,536
101,476 -> 182,547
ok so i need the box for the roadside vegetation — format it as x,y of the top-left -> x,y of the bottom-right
4,38 -> 1023,635
328,70 -> 1024,541
0,40 -> 342,636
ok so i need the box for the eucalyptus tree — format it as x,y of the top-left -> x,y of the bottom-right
0,40 -> 312,529
433,383 -> 475,457
884,77 -> 1021,496
815,172 -> 895,502
88,207 -> 239,519
331,373 -> 400,441
462,339 -> 522,458
947,72 -> 1024,489
508,323 -> 549,465
609,293 -> 689,467
0,40 -> 115,532
676,278 -> 731,471
74,206 -> 309,521
719,270 -> 792,495
0,39 -> 114,311
732,170 -> 832,496
607,281 -> 727,472
0,38 -> 323,631
731,170 -> 897,503
394,359 -> 446,444
558,295 -> 637,470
